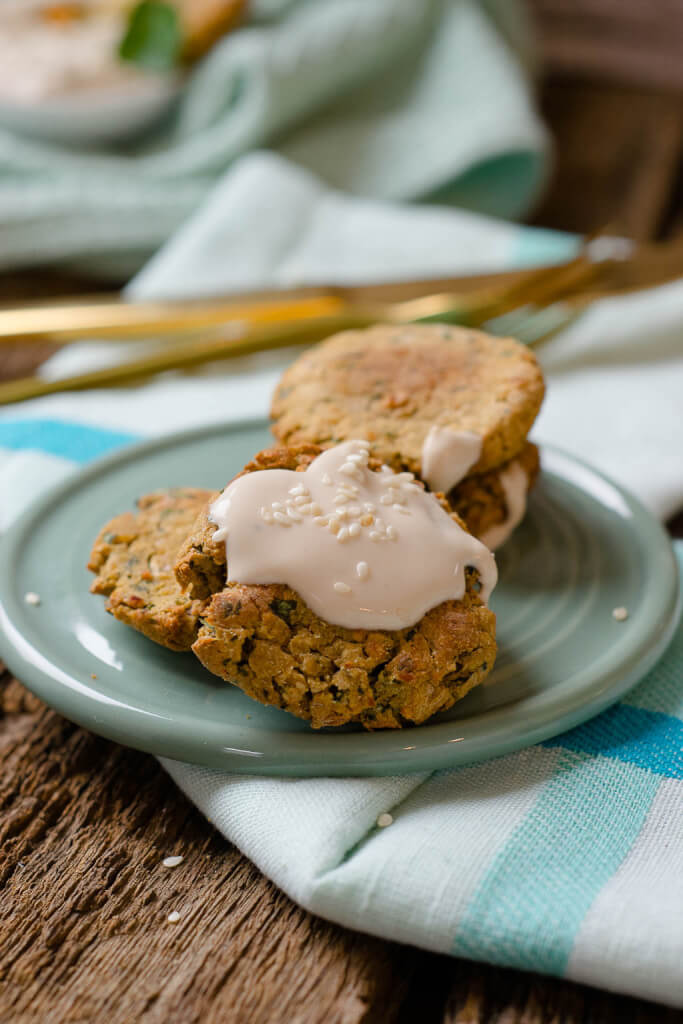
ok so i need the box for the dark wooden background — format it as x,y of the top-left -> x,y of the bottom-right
2,4 -> 683,1021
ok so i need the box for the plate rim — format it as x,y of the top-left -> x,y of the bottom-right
0,418 -> 679,777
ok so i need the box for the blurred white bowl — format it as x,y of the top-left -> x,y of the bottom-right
0,74 -> 182,146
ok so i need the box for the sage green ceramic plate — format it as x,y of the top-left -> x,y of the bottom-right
0,421 -> 679,777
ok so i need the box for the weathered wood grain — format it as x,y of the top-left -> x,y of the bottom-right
533,81 -> 683,239
0,667 -> 416,1024
529,0 -> 683,90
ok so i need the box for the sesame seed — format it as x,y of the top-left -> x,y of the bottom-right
356,561 -> 369,579
340,464 -> 361,477
273,512 -> 292,526
299,503 -> 314,515
335,494 -> 350,505
363,503 -> 376,513
272,501 -> 284,511
293,494 -> 309,506
369,531 -> 382,541
163,855 -> 183,868
309,503 -> 322,515
386,525 -> 397,540
348,522 -> 361,537
286,507 -> 302,521
167,911 -> 181,923
24,592 -> 41,606
313,516 -> 328,526
394,504 -> 411,515
347,506 -> 361,517
259,506 -> 273,523
612,606 -> 629,622
377,813 -> 393,828
336,507 -> 348,520
334,581 -> 351,594
360,514 -> 374,526
328,519 -> 340,534
348,453 -> 366,464
380,494 -> 393,505
322,473 -> 333,485
289,484 -> 308,496
337,527 -> 350,541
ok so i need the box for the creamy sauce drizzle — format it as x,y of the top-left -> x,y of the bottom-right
209,441 -> 497,631
480,462 -> 528,551
0,4 -> 156,103
421,426 -> 482,494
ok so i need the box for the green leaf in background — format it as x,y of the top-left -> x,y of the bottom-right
119,1 -> 183,71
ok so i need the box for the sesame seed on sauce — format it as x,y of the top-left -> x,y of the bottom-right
207,439 -> 497,631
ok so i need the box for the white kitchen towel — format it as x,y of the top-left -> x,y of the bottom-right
1,154 -> 682,1006
0,0 -> 548,273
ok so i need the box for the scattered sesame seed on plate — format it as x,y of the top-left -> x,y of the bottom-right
163,855 -> 184,868
612,606 -> 629,621
24,592 -> 41,606
377,813 -> 393,828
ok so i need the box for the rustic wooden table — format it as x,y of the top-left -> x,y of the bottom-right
1,68 -> 683,1022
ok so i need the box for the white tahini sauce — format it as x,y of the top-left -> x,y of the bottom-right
209,441 -> 497,631
480,462 -> 528,551
421,426 -> 482,494
0,4 -> 158,103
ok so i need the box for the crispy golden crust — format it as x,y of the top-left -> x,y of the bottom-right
193,576 -> 495,730
449,441 -> 540,540
270,323 -> 545,477
174,445 -> 496,729
88,488 -> 215,652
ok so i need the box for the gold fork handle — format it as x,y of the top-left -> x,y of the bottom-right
0,311 -> 376,406
0,293 -> 347,344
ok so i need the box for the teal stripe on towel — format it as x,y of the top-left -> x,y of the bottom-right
542,705 -> 683,779
0,419 -> 139,463
452,751 -> 660,975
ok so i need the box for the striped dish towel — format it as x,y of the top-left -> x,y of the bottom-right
1,157 -> 683,1006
